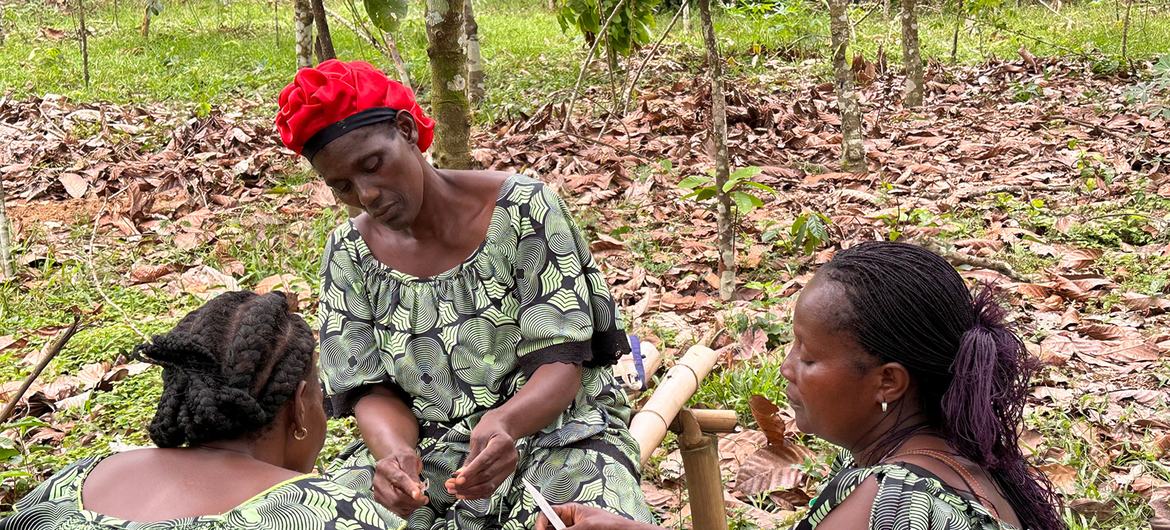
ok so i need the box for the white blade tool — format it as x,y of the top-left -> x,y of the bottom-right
521,477 -> 567,530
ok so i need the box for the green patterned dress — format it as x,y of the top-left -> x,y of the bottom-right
794,454 -> 1020,530
1,455 -> 405,530
318,175 -> 654,530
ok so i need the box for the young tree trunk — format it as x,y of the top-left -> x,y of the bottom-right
426,0 -> 473,169
683,1 -> 690,31
950,0 -> 963,63
141,1 -> 152,38
900,0 -> 924,107
79,0 -> 90,88
272,0 -> 280,47
1121,0 -> 1133,58
0,175 -> 13,279
698,0 -> 735,301
294,0 -> 314,68
311,0 -> 336,63
828,0 -> 865,172
465,0 -> 485,105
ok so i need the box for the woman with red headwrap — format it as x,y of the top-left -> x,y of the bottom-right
276,60 -> 655,530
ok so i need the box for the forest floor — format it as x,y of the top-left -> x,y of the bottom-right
4,0 -> 1170,528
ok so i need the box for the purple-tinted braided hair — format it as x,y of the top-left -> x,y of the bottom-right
821,241 -> 1065,530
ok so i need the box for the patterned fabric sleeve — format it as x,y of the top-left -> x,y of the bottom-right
319,228 -> 393,417
793,464 -> 876,530
513,185 -> 629,378
9,458 -> 93,514
793,459 -> 1009,530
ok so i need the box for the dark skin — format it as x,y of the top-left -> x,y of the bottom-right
546,274 -> 1023,529
79,361 -> 327,521
311,112 -> 583,515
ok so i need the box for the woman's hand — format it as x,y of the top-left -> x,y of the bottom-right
536,504 -> 660,530
445,412 -> 519,500
373,450 -> 429,517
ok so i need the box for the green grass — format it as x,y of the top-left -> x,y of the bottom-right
5,0 -> 1170,119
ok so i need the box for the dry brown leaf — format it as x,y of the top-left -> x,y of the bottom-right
1039,332 -> 1100,365
745,245 -> 768,269
733,442 -> 815,497
254,274 -> 312,299
1102,340 -> 1162,363
58,173 -> 88,199
172,265 -> 239,300
733,329 -> 768,362
1068,498 -> 1114,521
1122,292 -> 1170,315
749,394 -> 786,447
1076,322 -> 1129,341
1058,248 -> 1102,270
76,362 -> 110,390
1016,283 -> 1053,300
0,335 -> 27,353
1059,306 -> 1081,329
130,263 -> 179,285
1037,462 -> 1078,495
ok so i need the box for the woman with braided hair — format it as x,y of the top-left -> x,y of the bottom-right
3,291 -> 404,530
275,59 -> 653,530
542,242 -> 1065,530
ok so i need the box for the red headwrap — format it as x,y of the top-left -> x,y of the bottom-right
276,59 -> 435,159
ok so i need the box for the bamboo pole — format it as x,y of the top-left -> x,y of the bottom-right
630,344 -> 720,464
676,410 -> 729,530
671,408 -> 738,433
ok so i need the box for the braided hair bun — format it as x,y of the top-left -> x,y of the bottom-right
135,291 -> 315,448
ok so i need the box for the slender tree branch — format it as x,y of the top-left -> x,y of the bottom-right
562,0 -> 628,131
0,313 -> 83,425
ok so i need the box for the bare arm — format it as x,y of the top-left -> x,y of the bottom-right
487,362 -> 581,439
354,385 -> 420,458
354,386 -> 428,516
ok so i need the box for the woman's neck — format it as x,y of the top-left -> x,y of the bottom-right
849,413 -> 936,467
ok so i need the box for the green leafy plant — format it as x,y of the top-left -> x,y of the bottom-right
1124,54 -> 1170,120
555,0 -> 659,58
789,211 -> 831,254
679,166 -> 776,214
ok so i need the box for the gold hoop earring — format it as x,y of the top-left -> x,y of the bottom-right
293,427 -> 308,441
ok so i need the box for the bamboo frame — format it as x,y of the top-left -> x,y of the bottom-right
676,410 -> 729,530
629,345 -> 721,464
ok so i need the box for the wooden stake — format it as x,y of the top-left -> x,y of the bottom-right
950,0 -> 963,63
0,174 -> 12,280
0,314 -> 83,425
629,345 -> 721,464
79,0 -> 90,88
1122,0 -> 1133,59
676,410 -> 729,530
